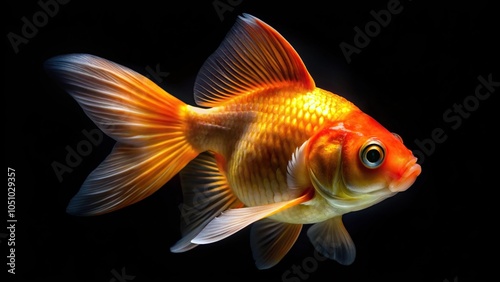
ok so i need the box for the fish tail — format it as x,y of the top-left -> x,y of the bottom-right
45,54 -> 199,216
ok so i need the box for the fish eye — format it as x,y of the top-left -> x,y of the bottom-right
359,139 -> 385,169
392,133 -> 403,143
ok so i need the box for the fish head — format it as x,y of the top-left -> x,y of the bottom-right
306,111 -> 421,211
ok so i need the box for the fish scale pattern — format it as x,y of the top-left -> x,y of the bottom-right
186,86 -> 357,223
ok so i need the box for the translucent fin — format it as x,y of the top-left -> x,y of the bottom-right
171,151 -> 243,253
193,13 -> 315,107
191,189 -> 313,245
307,216 -> 356,265
45,54 -> 198,215
66,142 -> 197,216
45,54 -> 188,146
250,218 -> 302,269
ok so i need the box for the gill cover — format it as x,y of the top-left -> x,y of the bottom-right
307,127 -> 345,201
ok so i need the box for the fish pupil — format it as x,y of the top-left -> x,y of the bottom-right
366,149 -> 381,163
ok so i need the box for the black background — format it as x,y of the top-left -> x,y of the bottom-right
4,0 -> 497,281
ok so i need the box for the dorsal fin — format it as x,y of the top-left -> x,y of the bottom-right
194,13 -> 315,107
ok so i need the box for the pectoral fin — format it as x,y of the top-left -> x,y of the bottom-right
191,190 -> 313,245
307,216 -> 356,265
286,140 -> 311,190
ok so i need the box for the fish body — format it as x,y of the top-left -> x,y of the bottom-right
45,14 -> 421,269
186,87 -> 355,221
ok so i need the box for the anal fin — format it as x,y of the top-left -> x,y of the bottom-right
171,151 -> 243,253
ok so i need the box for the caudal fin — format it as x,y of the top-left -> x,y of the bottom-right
45,54 -> 199,216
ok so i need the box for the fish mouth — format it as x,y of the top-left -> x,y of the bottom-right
389,158 -> 421,192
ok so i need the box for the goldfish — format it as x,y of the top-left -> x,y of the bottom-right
45,13 -> 421,269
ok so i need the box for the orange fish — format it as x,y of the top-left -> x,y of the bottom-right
45,14 -> 421,269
